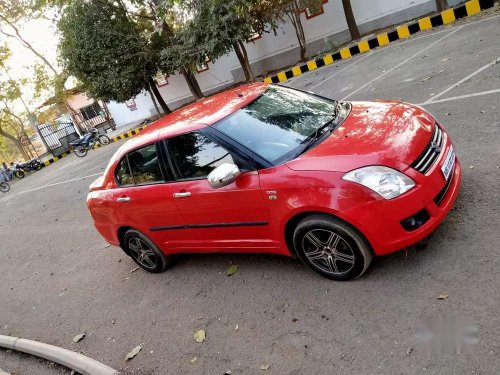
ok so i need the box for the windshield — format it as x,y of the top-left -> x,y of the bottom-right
212,86 -> 338,164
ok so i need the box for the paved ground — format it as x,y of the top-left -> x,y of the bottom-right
1,10 -> 499,375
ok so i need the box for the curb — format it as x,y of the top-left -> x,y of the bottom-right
263,0 -> 495,84
92,125 -> 147,151
0,335 -> 119,375
42,125 -> 148,168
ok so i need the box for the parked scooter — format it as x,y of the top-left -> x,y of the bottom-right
69,128 -> 111,157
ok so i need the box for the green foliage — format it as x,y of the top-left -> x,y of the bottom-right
58,0 -> 158,102
162,0 -> 277,68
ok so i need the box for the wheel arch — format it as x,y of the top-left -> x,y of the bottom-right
284,210 -> 374,257
117,226 -> 133,256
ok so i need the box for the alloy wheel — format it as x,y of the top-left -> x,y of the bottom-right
301,229 -> 355,276
128,237 -> 158,270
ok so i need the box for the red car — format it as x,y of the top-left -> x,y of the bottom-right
87,83 -> 461,280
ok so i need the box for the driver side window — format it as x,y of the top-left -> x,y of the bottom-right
168,132 -> 235,180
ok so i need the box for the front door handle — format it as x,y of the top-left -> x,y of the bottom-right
117,196 -> 130,202
173,192 -> 191,198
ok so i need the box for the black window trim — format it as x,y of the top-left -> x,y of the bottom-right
162,130 -> 257,183
114,142 -> 169,188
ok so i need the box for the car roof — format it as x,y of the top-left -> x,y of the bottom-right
118,82 -> 269,155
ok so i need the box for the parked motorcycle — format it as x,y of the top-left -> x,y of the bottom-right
69,128 -> 111,157
0,181 -> 9,193
16,159 -> 43,174
12,163 -> 25,179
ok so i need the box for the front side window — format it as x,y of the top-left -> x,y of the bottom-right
168,132 -> 235,180
115,144 -> 164,186
213,86 -> 338,164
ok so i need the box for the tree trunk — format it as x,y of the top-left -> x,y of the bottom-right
342,0 -> 360,40
233,42 -> 250,82
296,14 -> 307,61
181,67 -> 204,100
147,84 -> 162,117
237,40 -> 255,82
287,1 -> 308,62
148,78 -> 171,114
0,128 -> 29,160
233,42 -> 253,82
435,0 -> 449,11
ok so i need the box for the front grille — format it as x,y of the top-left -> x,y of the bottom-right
411,124 -> 443,174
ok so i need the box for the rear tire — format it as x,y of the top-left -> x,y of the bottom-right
0,182 -> 10,193
14,170 -> 25,179
98,135 -> 111,146
123,229 -> 172,273
293,214 -> 372,281
74,146 -> 88,157
33,163 -> 42,171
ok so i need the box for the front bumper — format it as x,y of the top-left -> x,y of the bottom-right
340,130 -> 462,256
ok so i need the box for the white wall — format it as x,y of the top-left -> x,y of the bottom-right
107,91 -> 156,128
109,0 -> 453,127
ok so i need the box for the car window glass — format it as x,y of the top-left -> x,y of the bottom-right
127,144 -> 164,184
213,86 -> 337,164
116,157 -> 134,186
169,132 -> 235,179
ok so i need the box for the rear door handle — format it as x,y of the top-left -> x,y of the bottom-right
173,192 -> 191,198
117,197 -> 130,202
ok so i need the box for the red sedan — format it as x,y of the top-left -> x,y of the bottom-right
87,83 -> 461,280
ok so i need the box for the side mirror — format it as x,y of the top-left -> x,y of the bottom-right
207,163 -> 241,189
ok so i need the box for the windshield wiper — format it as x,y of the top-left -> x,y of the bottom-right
297,115 -> 337,155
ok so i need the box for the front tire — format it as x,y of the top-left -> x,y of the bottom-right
123,230 -> 172,273
33,162 -> 42,171
293,215 -> 372,281
74,146 -> 88,157
98,135 -> 110,146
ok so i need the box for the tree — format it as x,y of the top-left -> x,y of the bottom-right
267,0 -> 324,62
149,0 -> 205,99
58,0 -> 171,113
0,111 -> 30,160
341,0 -> 359,40
0,45 -> 32,160
435,0 -> 449,11
167,0 -> 278,83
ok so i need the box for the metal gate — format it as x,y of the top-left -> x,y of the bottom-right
38,122 -> 79,157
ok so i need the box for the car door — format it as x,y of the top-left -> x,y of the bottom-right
113,142 -> 196,253
164,131 -> 279,253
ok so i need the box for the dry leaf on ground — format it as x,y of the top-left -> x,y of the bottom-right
72,334 -> 85,343
194,330 -> 206,343
226,265 -> 238,276
126,344 -> 143,360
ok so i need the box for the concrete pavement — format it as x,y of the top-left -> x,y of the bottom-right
0,10 -> 499,374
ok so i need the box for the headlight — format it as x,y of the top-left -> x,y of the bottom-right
342,166 -> 415,199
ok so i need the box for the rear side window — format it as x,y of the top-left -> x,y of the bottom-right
115,144 -> 164,186
168,132 -> 235,179
116,157 -> 134,186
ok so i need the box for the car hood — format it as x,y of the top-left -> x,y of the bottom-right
286,101 -> 435,173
